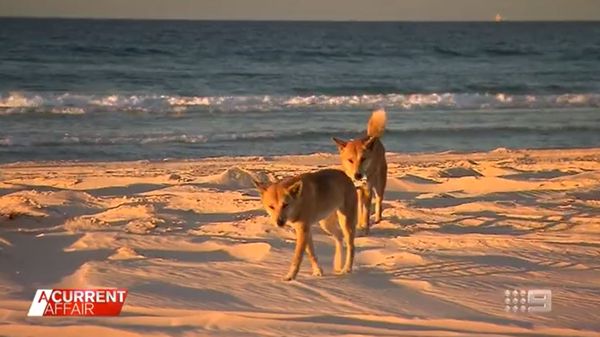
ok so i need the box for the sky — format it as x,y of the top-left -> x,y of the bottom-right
0,0 -> 599,21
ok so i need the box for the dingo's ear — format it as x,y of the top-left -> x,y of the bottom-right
363,136 -> 376,150
252,178 -> 268,193
332,137 -> 348,151
287,181 -> 303,199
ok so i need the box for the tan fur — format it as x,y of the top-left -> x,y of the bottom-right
367,108 -> 387,138
332,109 -> 388,235
253,169 -> 357,281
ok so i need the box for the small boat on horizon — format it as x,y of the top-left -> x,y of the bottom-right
495,13 -> 503,22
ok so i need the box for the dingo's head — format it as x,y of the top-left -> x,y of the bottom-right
332,136 -> 377,185
253,178 -> 303,227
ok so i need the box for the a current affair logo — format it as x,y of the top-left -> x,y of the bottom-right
27,289 -> 128,317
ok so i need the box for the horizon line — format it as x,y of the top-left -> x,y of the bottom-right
1,15 -> 599,23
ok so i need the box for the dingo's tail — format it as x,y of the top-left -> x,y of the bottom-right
367,108 -> 387,138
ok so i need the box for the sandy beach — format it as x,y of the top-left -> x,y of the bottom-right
1,147 -> 599,336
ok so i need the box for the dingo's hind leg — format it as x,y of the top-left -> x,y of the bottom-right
373,187 -> 384,224
373,167 -> 387,224
319,213 -> 343,273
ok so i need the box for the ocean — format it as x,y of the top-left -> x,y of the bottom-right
1,18 -> 599,163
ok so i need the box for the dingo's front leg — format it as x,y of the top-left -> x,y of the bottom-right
304,230 -> 323,277
357,186 -> 371,235
283,223 -> 308,281
336,209 -> 355,274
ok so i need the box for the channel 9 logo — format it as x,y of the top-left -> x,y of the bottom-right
504,289 -> 552,313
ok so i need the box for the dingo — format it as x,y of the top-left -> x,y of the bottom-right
253,169 -> 357,281
333,109 -> 387,235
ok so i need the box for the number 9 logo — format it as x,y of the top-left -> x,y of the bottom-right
528,289 -> 552,313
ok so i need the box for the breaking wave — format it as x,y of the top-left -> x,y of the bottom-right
1,91 -> 600,115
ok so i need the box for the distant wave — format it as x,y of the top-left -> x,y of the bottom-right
433,46 -> 473,57
2,125 -> 599,149
69,45 -> 176,57
0,131 -> 329,147
1,91 -> 600,115
433,46 -> 542,58
483,47 -> 542,57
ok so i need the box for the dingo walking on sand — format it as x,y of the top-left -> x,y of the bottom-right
333,109 -> 388,235
253,169 -> 357,281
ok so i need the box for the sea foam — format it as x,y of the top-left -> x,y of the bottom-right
1,91 -> 600,115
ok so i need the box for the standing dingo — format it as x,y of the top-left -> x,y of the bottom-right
253,169 -> 357,281
333,109 -> 387,235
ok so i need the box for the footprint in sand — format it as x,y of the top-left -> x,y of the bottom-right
196,241 -> 271,263
356,248 -> 425,268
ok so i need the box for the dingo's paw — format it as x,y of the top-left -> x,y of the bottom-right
282,273 -> 295,281
312,268 -> 323,277
339,267 -> 352,275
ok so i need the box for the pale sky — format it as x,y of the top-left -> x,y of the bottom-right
0,0 -> 599,21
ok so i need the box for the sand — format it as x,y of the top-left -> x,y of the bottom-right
1,148 -> 599,337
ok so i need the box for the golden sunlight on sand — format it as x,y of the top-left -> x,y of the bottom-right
1,148 -> 599,336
